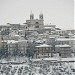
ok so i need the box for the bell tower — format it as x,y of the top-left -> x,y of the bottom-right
30,11 -> 34,20
39,13 -> 43,20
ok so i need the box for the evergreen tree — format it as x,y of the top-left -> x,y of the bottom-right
0,42 -> 8,58
26,41 -> 36,58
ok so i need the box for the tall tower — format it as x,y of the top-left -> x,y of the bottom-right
39,13 -> 43,20
30,11 -> 34,20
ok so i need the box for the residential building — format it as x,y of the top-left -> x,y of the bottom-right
35,44 -> 52,58
55,44 -> 71,58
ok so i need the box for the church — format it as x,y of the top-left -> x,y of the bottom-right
26,12 -> 44,32
25,12 -> 56,34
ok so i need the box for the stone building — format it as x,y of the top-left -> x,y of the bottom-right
5,39 -> 28,55
44,25 -> 56,34
55,44 -> 71,58
56,38 -> 75,47
26,12 -> 44,32
35,44 -> 52,58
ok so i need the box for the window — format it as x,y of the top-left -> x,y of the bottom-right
35,26 -> 39,28
59,53 -> 61,56
36,22 -> 39,24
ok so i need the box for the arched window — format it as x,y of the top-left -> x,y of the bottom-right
36,22 -> 39,24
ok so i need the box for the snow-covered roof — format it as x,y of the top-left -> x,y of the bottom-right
56,38 -> 75,41
28,27 -> 35,30
3,40 -> 18,44
72,35 -> 75,37
32,59 -> 42,62
18,30 -> 23,32
0,24 -> 11,27
10,23 -> 20,25
56,30 -> 66,31
44,58 -> 58,61
3,39 -> 27,44
18,40 -> 28,42
44,27 -> 52,29
14,34 -> 20,37
39,34 -> 43,36
35,44 -> 52,47
68,32 -> 74,36
32,57 -> 75,62
35,40 -> 42,43
55,44 -> 71,47
9,32 -> 18,37
44,27 -> 55,30
49,37 -> 55,39
58,58 -> 75,62
49,35 -> 59,37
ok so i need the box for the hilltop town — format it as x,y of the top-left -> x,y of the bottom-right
0,13 -> 75,75
0,13 -> 75,58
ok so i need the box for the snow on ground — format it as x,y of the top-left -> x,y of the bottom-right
0,57 -> 75,75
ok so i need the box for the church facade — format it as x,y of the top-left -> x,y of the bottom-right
26,12 -> 44,31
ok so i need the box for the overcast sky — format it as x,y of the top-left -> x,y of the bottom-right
0,0 -> 74,30
74,0 -> 75,29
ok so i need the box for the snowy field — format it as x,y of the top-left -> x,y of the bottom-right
0,57 -> 75,75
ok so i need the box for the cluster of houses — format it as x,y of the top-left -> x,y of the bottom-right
0,13 -> 75,58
